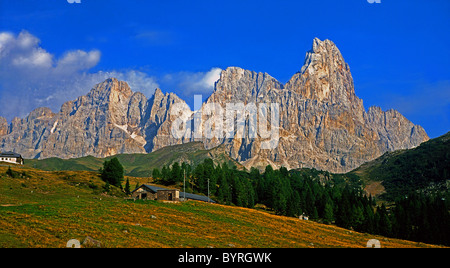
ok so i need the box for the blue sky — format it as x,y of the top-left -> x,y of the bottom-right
0,0 -> 449,138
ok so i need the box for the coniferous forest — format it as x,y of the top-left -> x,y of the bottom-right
152,159 -> 450,246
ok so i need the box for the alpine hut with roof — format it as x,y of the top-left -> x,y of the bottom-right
0,152 -> 24,165
132,184 -> 215,203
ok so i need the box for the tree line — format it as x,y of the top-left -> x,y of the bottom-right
151,159 -> 449,246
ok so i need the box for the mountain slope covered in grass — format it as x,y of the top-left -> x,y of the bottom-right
351,132 -> 450,201
24,142 -> 242,178
0,165 -> 440,248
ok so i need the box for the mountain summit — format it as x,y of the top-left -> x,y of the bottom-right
199,38 -> 428,172
0,38 -> 429,173
287,38 -> 360,106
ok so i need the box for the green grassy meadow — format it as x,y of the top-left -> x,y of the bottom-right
0,165 -> 441,248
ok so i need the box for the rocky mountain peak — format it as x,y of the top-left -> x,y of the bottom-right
0,116 -> 8,136
301,38 -> 343,74
153,88 -> 164,97
86,77 -> 133,104
27,107 -> 55,120
286,38 -> 359,107
210,66 -> 284,104
0,38 -> 430,173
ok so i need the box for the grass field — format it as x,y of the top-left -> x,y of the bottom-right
0,165 -> 442,248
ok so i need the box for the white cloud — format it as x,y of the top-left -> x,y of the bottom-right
0,30 -> 220,123
1,30 -> 53,68
56,49 -> 101,73
0,30 -> 100,75
163,67 -> 222,96
91,70 -> 159,97
202,68 -> 222,89
0,30 -> 159,122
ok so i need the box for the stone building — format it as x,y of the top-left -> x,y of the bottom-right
132,184 -> 215,203
132,185 -> 179,201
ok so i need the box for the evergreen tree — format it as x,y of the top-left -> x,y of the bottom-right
322,199 -> 334,224
244,179 -> 256,208
100,157 -> 124,187
217,171 -> 232,205
124,178 -> 131,195
351,203 -> 365,231
161,166 -> 169,185
362,203 -> 376,234
171,162 -> 182,184
304,183 -> 315,216
286,191 -> 301,217
194,163 -> 207,194
312,207 -> 319,220
152,168 -> 161,179
336,190 -> 352,229
231,176 -> 245,207
377,204 -> 392,237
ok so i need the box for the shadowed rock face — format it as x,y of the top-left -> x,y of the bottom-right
0,38 -> 428,173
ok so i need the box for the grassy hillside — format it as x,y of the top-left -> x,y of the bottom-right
24,142 -> 243,178
350,132 -> 450,201
0,165 -> 441,248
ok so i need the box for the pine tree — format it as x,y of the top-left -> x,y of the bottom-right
217,171 -> 232,205
286,191 -> 301,217
124,178 -> 131,195
351,204 -> 365,231
171,162 -> 182,184
231,176 -> 245,207
161,166 -> 169,185
336,191 -> 352,229
152,168 -> 161,179
312,207 -> 319,220
100,157 -> 124,187
323,200 -> 334,224
245,179 -> 256,208
377,204 -> 392,237
304,184 -> 315,216
362,204 -> 376,234
194,163 -> 207,194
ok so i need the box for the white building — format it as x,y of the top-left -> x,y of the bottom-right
0,152 -> 24,165
299,214 -> 309,221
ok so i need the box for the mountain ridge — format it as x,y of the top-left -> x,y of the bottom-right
0,38 -> 429,173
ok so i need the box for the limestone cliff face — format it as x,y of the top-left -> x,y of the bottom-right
42,78 -> 148,158
0,38 -> 429,173
0,78 -> 191,159
198,38 -> 429,172
0,117 -> 7,136
143,88 -> 193,152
